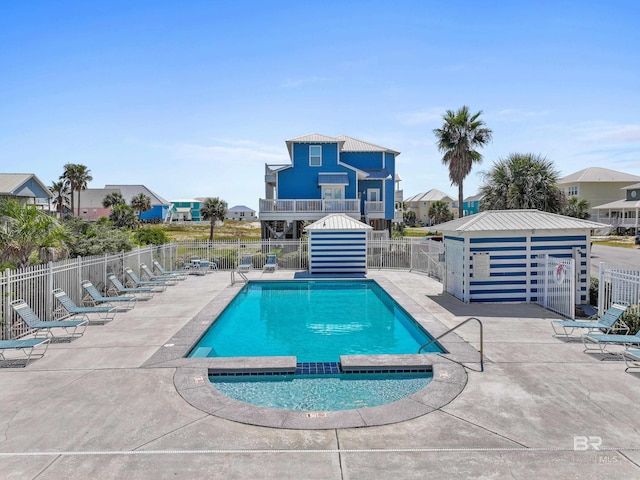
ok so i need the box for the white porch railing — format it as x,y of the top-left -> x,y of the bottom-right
259,198 -> 360,215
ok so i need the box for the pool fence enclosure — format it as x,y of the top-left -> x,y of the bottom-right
534,254 -> 576,319
1,238 -> 637,340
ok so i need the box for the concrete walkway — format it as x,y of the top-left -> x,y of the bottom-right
1,270 -> 639,479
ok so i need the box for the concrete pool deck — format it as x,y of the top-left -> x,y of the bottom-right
1,270 -> 639,478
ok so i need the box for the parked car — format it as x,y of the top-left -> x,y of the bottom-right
635,234 -> 640,245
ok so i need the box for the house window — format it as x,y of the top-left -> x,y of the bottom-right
309,145 -> 322,166
567,186 -> 578,196
322,186 -> 343,200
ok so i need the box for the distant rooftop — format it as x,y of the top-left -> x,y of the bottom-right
559,167 -> 640,184
405,189 -> 454,203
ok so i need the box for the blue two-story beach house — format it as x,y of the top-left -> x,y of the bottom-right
260,134 -> 403,239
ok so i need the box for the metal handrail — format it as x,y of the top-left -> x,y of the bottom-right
418,316 -> 484,372
230,270 -> 248,285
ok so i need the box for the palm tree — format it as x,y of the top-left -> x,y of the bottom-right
50,180 -> 71,218
200,197 -> 227,241
60,163 -> 93,216
479,153 -> 564,213
428,200 -> 454,225
0,199 -> 65,268
433,106 -> 492,218
102,192 -> 126,208
130,193 -> 152,221
563,196 -> 591,220
108,204 -> 139,229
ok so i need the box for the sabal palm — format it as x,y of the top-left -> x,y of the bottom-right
479,153 -> 564,213
50,180 -> 71,218
130,193 -> 152,219
433,106 -> 492,218
200,197 -> 227,241
428,200 -> 453,225
60,163 -> 93,216
563,196 -> 591,220
0,199 -> 64,268
102,192 -> 125,208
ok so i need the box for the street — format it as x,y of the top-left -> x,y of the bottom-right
590,243 -> 640,277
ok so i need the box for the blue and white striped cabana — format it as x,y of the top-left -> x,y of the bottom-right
305,214 -> 373,274
435,210 -> 607,304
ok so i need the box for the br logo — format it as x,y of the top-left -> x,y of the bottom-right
573,436 -> 602,451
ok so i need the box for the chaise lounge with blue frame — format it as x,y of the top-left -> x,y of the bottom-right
623,348 -> 640,372
582,331 -> 640,354
140,263 -> 180,284
53,288 -> 117,324
152,260 -> 189,279
124,267 -> 169,291
551,302 -> 629,337
107,274 -> 155,299
10,299 -> 88,340
81,280 -> 137,310
0,338 -> 50,365
263,253 -> 278,272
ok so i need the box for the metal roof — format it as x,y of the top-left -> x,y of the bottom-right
362,168 -> 392,180
76,188 -> 121,208
285,133 -> 400,158
0,173 -> 52,198
335,135 -> 400,155
318,173 -> 349,185
592,199 -> 640,210
104,185 -> 170,205
405,189 -> 454,203
435,210 -> 608,233
559,167 -> 640,184
305,213 -> 373,231
227,205 -> 256,212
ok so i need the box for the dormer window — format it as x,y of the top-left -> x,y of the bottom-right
309,145 -> 322,166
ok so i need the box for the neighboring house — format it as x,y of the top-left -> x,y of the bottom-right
592,183 -> 640,234
226,205 -> 257,221
77,188 -> 122,221
105,185 -> 171,221
558,167 -> 640,221
463,193 -> 483,217
404,189 -> 456,226
0,173 -> 52,209
260,134 -> 403,239
167,199 -> 202,222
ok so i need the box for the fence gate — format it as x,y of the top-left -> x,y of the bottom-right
536,254 -> 575,319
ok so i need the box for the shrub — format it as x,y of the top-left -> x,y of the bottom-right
134,227 -> 170,245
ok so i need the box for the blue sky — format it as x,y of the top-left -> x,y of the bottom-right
1,1 -> 639,211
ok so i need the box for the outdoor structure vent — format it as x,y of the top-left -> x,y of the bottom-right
305,214 -> 372,274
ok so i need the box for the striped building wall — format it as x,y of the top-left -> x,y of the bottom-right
308,231 -> 368,274
448,231 -> 589,304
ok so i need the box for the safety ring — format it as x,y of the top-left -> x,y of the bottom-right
554,263 -> 566,284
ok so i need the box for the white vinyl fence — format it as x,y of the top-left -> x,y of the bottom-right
535,254 -> 576,319
598,262 -> 640,317
1,238 -> 444,340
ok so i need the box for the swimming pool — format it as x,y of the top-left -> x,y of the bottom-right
188,280 -> 444,362
210,371 -> 434,411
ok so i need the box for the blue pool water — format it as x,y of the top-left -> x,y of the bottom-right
210,371 -> 433,411
189,280 -> 443,362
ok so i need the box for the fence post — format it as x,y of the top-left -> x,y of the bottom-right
543,254 -> 549,308
4,268 -> 11,340
48,261 -> 55,319
598,262 -> 605,316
